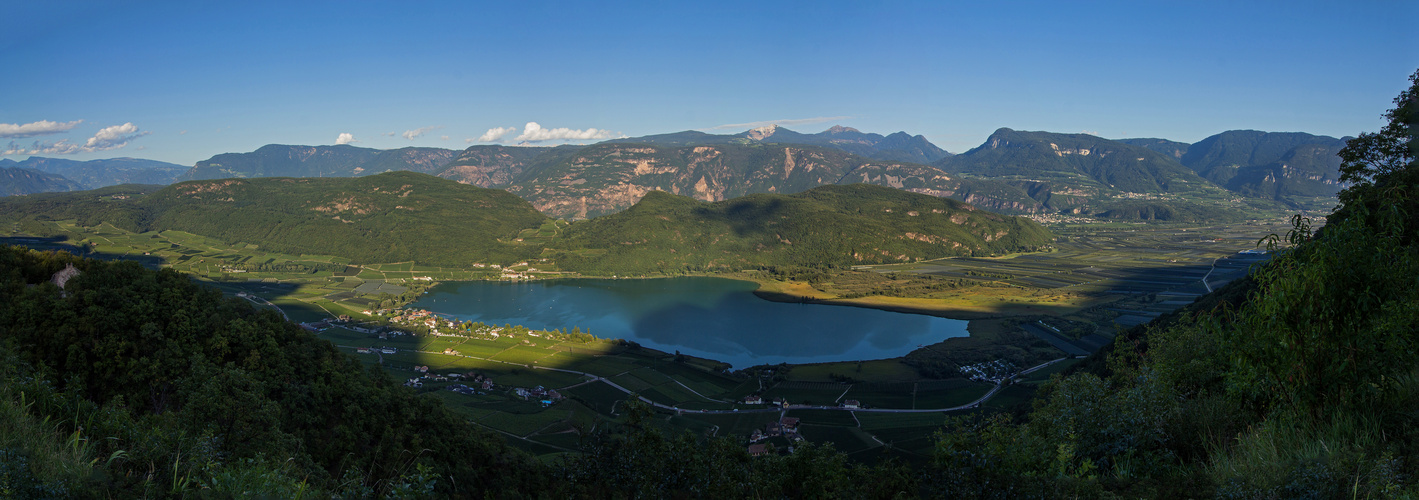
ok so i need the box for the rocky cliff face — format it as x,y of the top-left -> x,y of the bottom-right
435,145 -> 560,187
489,142 -> 1027,219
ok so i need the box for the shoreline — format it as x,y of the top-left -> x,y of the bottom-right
423,272 -> 1023,322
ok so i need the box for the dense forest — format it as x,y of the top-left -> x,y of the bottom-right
0,71 -> 1414,497
551,184 -> 1054,275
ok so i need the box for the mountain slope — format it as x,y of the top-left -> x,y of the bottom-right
87,171 -> 549,266
493,142 -> 1039,219
551,183 -> 1053,274
934,128 -> 1264,220
938,128 -> 1206,192
1115,138 -> 1190,161
434,145 -> 565,187
609,125 -> 953,164
0,167 -> 84,196
7,157 -> 188,189
1179,130 -> 1347,207
178,144 -> 460,181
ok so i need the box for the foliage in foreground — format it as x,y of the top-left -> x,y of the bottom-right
0,247 -> 541,497
926,69 -> 1419,498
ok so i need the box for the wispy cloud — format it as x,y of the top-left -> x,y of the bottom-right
336,133 -> 356,145
475,126 -> 517,143
513,122 -> 618,143
440,135 -> 449,141
0,119 -> 83,138
705,116 -> 852,131
402,125 -> 442,140
4,122 -> 149,155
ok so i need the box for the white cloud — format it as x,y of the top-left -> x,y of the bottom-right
3,140 -> 79,155
0,119 -> 83,138
402,125 -> 442,140
706,116 -> 852,131
440,135 -> 449,141
476,126 -> 517,142
513,122 -> 618,143
336,133 -> 356,145
3,122 -> 149,155
179,130 -> 188,135
85,123 -> 149,150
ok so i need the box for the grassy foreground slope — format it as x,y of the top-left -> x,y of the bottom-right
550,183 -> 1054,275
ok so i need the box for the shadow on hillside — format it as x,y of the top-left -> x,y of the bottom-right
0,236 -> 167,268
1,235 -> 316,318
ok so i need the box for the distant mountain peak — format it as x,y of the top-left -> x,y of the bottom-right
746,124 -> 780,140
825,125 -> 860,134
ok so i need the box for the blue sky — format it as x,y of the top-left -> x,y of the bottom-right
2,1 -> 1415,165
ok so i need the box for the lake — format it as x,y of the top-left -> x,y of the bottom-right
412,277 -> 969,369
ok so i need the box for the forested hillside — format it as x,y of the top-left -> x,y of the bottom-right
0,171 -> 550,266
0,247 -> 542,496
1180,130 -> 1349,206
934,128 -> 1272,220
550,184 -> 1054,275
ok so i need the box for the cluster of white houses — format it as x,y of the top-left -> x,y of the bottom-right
959,359 -> 1017,382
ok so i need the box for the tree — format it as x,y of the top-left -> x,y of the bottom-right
1337,69 -> 1417,187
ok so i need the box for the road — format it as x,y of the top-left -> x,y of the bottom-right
1201,257 -> 1219,292
350,344 -> 1068,415
240,294 -> 288,321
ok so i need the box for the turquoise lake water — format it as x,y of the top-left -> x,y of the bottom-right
412,277 -> 969,369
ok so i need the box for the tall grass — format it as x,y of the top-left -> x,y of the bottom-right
0,384 -> 95,494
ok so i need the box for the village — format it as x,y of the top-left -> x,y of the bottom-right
299,311 -> 579,410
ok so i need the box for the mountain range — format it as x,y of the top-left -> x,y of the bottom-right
0,125 -> 1352,218
176,144 -> 459,181
0,171 -> 1055,272
605,124 -> 953,164
0,166 -> 85,196
0,157 -> 187,192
